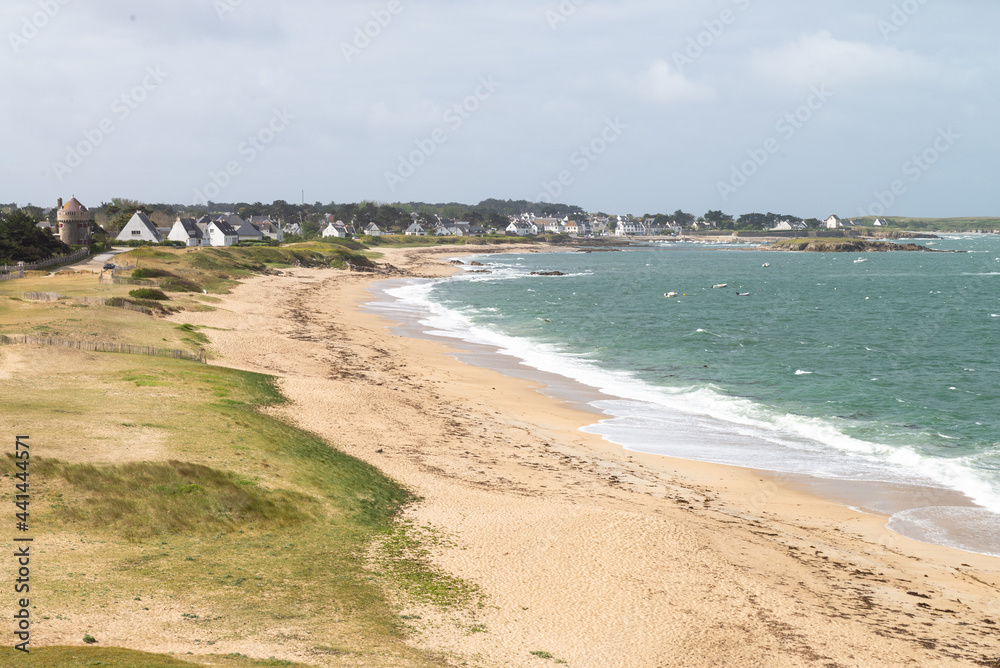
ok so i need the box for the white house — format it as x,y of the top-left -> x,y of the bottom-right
363,222 -> 385,237
405,222 -> 427,236
505,220 -> 538,236
203,219 -> 240,247
872,218 -> 887,227
615,219 -> 645,236
537,218 -> 563,233
322,221 -> 348,238
825,215 -> 843,229
168,218 -> 204,246
116,212 -> 163,243
771,220 -> 808,231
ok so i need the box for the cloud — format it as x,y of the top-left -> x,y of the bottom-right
749,31 -> 935,87
634,60 -> 715,103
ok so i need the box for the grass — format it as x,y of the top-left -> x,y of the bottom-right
0,242 -> 480,665
0,646 -> 318,667
129,288 -> 170,301
0,351 -> 453,666
122,245 -> 374,292
26,457 -> 316,540
0,275 -> 208,350
852,216 -> 1000,232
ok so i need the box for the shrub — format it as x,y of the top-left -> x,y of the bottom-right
83,634 -> 97,644
128,288 -> 169,301
131,268 -> 172,279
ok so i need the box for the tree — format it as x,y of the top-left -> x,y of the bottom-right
0,209 -> 72,263
102,198 -> 152,234
673,210 -> 695,227
704,210 -> 734,228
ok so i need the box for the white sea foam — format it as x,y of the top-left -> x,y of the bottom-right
377,276 -> 1000,523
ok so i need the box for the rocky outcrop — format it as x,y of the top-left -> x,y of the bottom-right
530,271 -> 567,276
765,239 -> 943,253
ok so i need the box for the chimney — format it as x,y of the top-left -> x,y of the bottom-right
58,197 -> 63,209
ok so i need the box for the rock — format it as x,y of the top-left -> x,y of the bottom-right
530,271 -> 566,276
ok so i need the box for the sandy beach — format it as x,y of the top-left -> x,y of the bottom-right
175,244 -> 1000,667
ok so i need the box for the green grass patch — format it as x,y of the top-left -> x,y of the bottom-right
0,646 -> 319,667
0,646 -> 204,666
852,216 -> 1000,232
376,521 -> 481,607
16,457 -> 316,540
120,245 -> 376,293
176,323 -> 210,345
0,354 -> 455,664
129,288 -> 170,301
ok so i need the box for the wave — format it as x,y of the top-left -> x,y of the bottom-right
380,277 -> 1000,520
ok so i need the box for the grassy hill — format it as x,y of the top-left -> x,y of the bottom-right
0,243 -> 471,667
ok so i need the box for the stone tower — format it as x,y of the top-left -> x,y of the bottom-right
56,196 -> 92,246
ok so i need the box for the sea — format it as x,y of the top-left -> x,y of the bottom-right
367,235 -> 1000,557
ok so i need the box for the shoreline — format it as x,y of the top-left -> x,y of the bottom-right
369,247 -> 999,559
180,244 -> 1000,667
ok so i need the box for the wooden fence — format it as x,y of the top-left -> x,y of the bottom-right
80,296 -> 157,316
99,275 -> 161,287
22,292 -> 62,301
0,248 -> 90,274
0,334 -> 205,363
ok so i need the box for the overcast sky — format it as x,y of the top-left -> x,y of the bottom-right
2,0 -> 996,218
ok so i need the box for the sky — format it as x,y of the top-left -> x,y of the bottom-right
1,0 -> 997,218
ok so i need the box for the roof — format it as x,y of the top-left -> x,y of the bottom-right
119,212 -> 163,242
174,218 -> 202,238
62,197 -> 87,213
210,219 -> 240,236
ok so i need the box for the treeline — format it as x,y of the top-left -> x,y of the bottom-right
0,209 -> 72,264
83,198 -> 591,237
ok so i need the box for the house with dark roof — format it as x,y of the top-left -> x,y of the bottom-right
249,216 -> 284,241
202,219 -> 240,247
115,212 -> 164,243
168,218 -> 205,246
226,215 -> 264,243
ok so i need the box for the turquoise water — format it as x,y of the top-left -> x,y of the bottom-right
381,235 -> 1000,554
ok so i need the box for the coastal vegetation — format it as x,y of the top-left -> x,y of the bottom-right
767,238 -> 934,252
852,216 -> 1000,232
0,208 -> 72,263
0,244 -> 480,666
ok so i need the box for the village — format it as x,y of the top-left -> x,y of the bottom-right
31,196 -> 894,251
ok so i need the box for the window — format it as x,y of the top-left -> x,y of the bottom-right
132,230 -> 141,236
